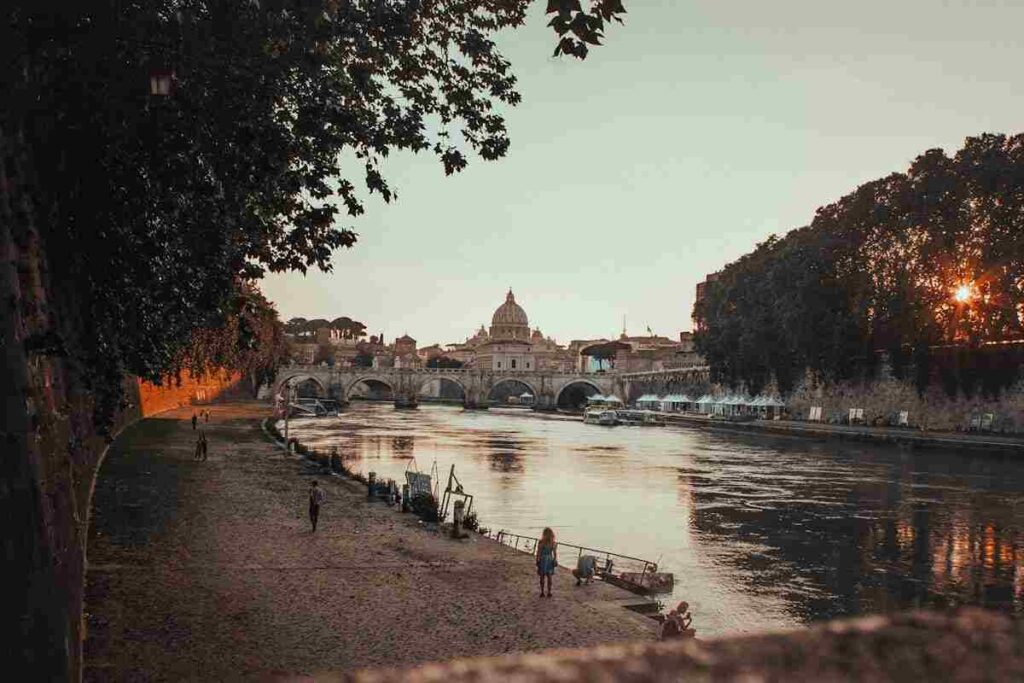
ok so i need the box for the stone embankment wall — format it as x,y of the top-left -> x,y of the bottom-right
3,122 -> 248,679
785,374 -> 1024,433
134,370 -> 247,417
633,369 -> 1024,433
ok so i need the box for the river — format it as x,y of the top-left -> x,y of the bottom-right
284,402 -> 1024,636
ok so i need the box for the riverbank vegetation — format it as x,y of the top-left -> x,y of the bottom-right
693,134 -> 1024,398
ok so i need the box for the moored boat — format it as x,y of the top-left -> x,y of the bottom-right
610,570 -> 675,595
583,407 -> 618,426
614,409 -> 665,426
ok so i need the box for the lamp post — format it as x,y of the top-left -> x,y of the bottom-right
149,67 -> 176,97
283,379 -> 293,450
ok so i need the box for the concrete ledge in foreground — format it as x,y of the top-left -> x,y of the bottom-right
319,609 -> 1021,682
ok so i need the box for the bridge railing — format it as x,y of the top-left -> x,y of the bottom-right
282,363 -> 613,376
619,365 -> 709,379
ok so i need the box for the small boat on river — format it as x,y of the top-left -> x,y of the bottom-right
289,398 -> 341,417
583,407 -> 619,426
614,409 -> 665,426
582,407 -> 663,427
605,570 -> 675,595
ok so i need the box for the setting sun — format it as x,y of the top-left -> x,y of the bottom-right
954,283 -> 975,303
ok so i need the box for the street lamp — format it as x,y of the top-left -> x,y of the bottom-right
149,67 -> 176,96
283,379 -> 294,450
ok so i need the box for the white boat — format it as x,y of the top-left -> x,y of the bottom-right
616,409 -> 665,426
583,407 -> 619,426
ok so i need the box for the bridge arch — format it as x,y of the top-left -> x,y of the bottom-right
554,379 -> 603,411
487,377 -> 539,406
345,375 -> 396,401
417,374 -> 468,401
275,373 -> 328,398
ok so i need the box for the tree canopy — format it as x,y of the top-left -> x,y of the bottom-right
693,133 -> 1024,396
284,315 -> 367,338
2,0 -> 625,423
185,283 -> 290,393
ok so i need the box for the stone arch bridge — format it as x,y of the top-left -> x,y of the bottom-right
274,365 -> 629,410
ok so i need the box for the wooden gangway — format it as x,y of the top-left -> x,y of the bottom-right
487,529 -> 672,595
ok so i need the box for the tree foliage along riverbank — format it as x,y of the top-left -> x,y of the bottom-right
2,0 -> 625,427
2,1 -> 625,678
183,283 -> 289,395
693,134 -> 1024,398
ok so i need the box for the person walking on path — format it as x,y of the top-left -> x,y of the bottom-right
536,527 -> 558,598
203,409 -> 210,423
309,481 -> 326,532
193,432 -> 204,461
191,412 -> 198,430
199,430 -> 208,462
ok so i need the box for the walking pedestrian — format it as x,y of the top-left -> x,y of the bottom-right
535,527 -> 558,598
200,431 -> 208,462
203,409 -> 210,423
309,480 -> 326,532
194,433 -> 204,461
191,412 -> 198,430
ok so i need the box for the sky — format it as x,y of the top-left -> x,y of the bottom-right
261,0 -> 1024,347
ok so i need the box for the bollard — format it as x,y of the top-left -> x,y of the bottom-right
452,499 -> 465,538
368,471 -> 376,499
402,484 -> 410,513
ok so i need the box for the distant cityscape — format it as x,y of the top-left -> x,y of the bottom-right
286,289 -> 703,374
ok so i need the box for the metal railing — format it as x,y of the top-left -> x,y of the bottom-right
619,365 -> 710,379
488,529 -> 658,582
283,363 -> 618,377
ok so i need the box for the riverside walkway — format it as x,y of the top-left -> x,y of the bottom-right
83,402 -> 654,680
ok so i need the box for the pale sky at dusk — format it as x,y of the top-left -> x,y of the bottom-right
261,0 -> 1024,348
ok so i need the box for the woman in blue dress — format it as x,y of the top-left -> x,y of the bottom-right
535,527 -> 558,597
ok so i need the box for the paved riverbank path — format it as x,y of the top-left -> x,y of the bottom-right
83,402 -> 655,680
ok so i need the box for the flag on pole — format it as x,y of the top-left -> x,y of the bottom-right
646,325 -> 653,336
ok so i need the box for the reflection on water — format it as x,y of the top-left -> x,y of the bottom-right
285,403 -> 1024,636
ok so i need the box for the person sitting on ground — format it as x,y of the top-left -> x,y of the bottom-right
535,527 -> 558,598
573,554 -> 598,586
660,601 -> 696,640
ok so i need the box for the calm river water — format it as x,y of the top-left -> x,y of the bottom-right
284,403 -> 1024,636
